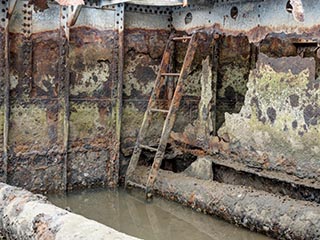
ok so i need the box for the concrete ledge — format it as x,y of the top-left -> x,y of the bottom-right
131,166 -> 320,240
0,183 -> 140,240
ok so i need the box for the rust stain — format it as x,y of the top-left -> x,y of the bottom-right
186,23 -> 320,43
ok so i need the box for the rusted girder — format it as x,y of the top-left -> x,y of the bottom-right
116,3 -> 125,185
1,0 -> 17,183
59,6 -> 70,191
2,4 -> 9,184
22,2 -> 33,98
108,3 -> 125,187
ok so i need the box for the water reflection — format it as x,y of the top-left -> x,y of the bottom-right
48,188 -> 272,240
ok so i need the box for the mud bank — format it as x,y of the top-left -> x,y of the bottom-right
131,166 -> 320,240
0,183 -> 140,240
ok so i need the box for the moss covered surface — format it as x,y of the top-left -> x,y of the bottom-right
219,54 -> 320,180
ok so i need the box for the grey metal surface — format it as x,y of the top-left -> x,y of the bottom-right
125,11 -> 171,29
9,1 -> 116,34
75,6 -> 115,29
8,0 -> 26,33
32,3 -> 60,33
172,0 -> 320,42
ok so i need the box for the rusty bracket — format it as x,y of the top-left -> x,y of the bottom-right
59,6 -> 70,191
67,5 -> 82,27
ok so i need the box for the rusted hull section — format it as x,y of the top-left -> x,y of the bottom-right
0,0 -> 319,200
3,28 -> 319,193
122,26 -> 320,192
2,1 -> 122,191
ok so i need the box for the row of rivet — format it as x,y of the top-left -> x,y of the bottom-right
0,0 -> 8,95
22,2 -> 33,97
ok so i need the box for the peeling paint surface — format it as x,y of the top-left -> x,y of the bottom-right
0,3 -> 121,191
219,54 -> 320,182
121,29 -> 169,157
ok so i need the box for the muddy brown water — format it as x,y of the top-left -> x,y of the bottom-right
48,188 -> 272,240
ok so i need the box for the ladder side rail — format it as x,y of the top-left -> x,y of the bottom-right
125,34 -> 175,186
145,33 -> 199,196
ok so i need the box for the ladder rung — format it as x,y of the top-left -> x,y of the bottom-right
161,73 -> 180,77
127,180 -> 146,190
173,36 -> 192,41
140,144 -> 158,152
150,108 -> 169,113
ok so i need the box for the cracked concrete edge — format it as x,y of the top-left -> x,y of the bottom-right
0,183 -> 141,240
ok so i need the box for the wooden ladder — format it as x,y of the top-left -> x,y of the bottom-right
125,32 -> 199,198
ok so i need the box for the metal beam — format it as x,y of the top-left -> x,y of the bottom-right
59,6 -> 70,191
2,4 -> 9,184
108,2 -> 125,187
0,0 -> 16,183
22,2 -> 33,98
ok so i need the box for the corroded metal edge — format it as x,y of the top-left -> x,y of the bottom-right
131,166 -> 320,240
